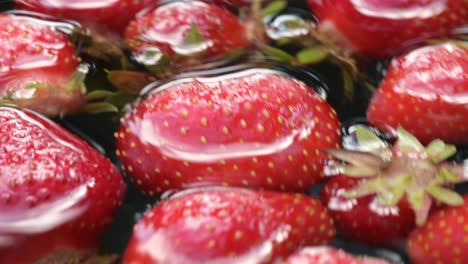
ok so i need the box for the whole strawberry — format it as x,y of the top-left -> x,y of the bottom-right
0,14 -> 86,117
123,188 -> 335,264
322,175 -> 415,246
323,126 -> 466,246
0,106 -> 125,264
407,194 -> 468,264
115,69 -> 341,196
307,0 -> 468,58
367,42 -> 468,144
124,1 -> 249,72
15,0 -> 158,34
284,247 -> 391,264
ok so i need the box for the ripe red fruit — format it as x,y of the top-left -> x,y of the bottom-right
116,69 -> 341,196
0,106 -> 125,263
307,0 -> 468,58
15,0 -> 158,34
321,175 -> 415,246
367,42 -> 468,144
323,126 -> 467,246
123,188 -> 335,264
407,195 -> 468,264
284,247 -> 391,264
0,14 -> 87,117
124,1 -> 250,72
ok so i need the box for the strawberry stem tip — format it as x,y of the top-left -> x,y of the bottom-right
327,126 -> 466,226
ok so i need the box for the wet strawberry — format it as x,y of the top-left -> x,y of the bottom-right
324,126 -> 467,246
284,247 -> 391,264
124,1 -> 249,72
322,175 -> 415,246
367,42 -> 468,144
0,106 -> 125,264
123,188 -> 335,264
307,0 -> 468,58
115,69 -> 341,196
15,0 -> 158,34
407,194 -> 468,264
0,14 -> 86,117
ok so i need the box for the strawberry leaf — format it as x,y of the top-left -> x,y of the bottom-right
426,185 -> 464,206
184,23 -> 204,46
408,191 -> 431,226
296,46 -> 329,65
259,45 -> 294,64
85,90 -> 115,101
425,139 -> 456,163
327,149 -> 383,168
395,126 -> 425,155
355,126 -> 388,152
262,0 -> 287,18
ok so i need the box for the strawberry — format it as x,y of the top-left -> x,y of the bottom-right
307,0 -> 468,58
367,42 -> 468,144
321,175 -> 415,246
407,194 -> 468,264
0,14 -> 87,117
123,188 -> 335,264
15,0 -> 158,34
124,1 -> 250,73
284,247 -> 391,264
115,69 -> 341,196
0,106 -> 125,263
323,126 -> 467,246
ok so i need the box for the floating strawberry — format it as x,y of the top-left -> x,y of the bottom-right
115,69 -> 341,196
124,1 -> 249,73
15,0 -> 158,34
123,188 -> 335,264
322,175 -> 415,246
0,106 -> 125,263
284,247 -> 391,264
323,126 -> 467,246
307,0 -> 468,57
407,194 -> 468,264
0,14 -> 89,117
367,42 -> 468,144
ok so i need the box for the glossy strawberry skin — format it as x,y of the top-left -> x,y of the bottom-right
321,175 -> 415,246
0,107 -> 125,264
15,0 -> 158,34
116,70 -> 341,196
124,1 -> 249,64
123,188 -> 335,264
284,247 -> 391,264
0,14 -> 86,117
367,42 -> 468,144
307,0 -> 468,58
407,195 -> 468,264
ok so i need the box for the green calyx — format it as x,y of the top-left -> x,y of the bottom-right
328,126 -> 465,226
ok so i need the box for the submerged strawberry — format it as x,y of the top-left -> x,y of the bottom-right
0,14 -> 87,117
367,42 -> 468,144
307,0 -> 468,58
0,106 -> 125,264
116,69 -> 341,196
322,175 -> 415,246
407,195 -> 468,264
323,126 -> 467,245
284,247 -> 391,264
15,0 -> 158,34
123,188 -> 335,264
124,1 -> 249,72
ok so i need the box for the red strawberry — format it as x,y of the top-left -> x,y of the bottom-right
284,247 -> 391,264
115,69 -> 341,196
407,194 -> 468,264
321,175 -> 415,246
367,42 -> 468,144
323,126 -> 467,246
15,0 -> 158,34
124,1 -> 250,72
307,0 -> 468,58
0,14 -> 87,117
0,106 -> 125,264
123,188 -> 335,264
